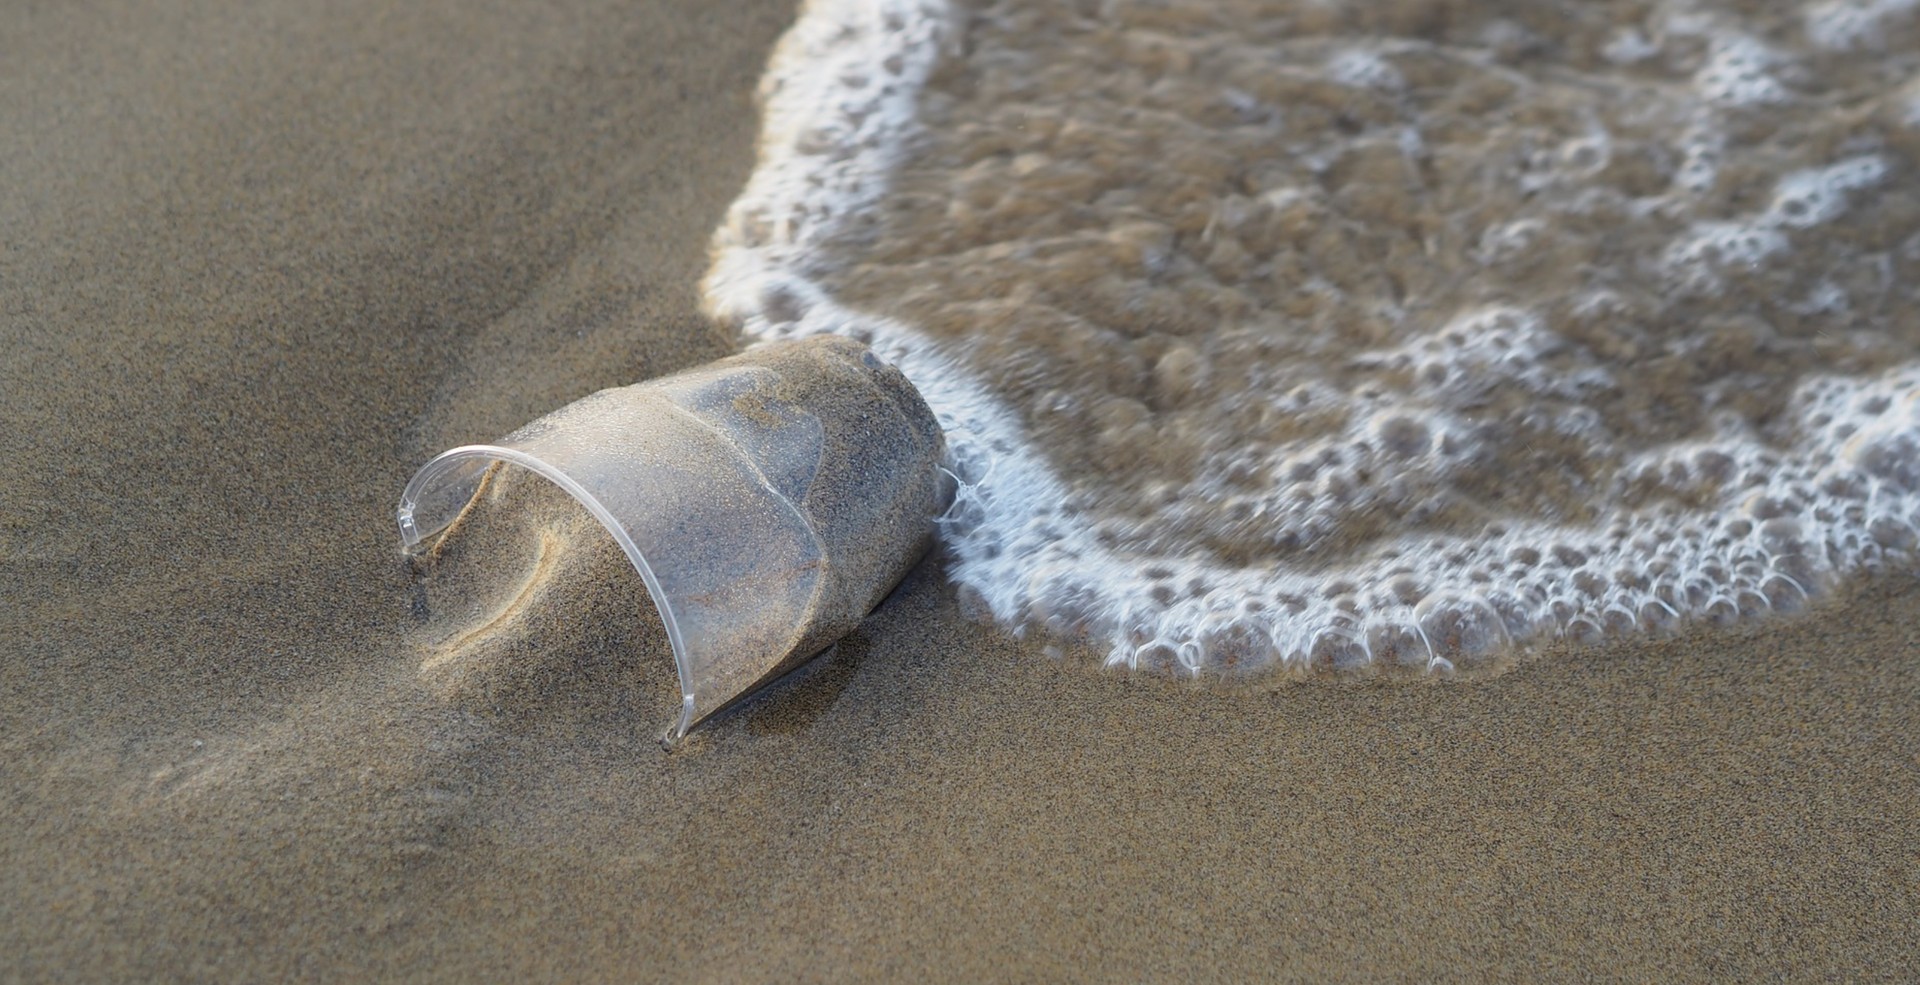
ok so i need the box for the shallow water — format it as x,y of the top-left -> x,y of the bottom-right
706,0 -> 1920,675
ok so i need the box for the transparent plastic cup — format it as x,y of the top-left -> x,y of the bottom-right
397,336 -> 950,740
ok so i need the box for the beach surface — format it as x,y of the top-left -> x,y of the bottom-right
4,0 -> 1920,980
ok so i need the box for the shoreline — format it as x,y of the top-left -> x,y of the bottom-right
5,0 -> 1919,980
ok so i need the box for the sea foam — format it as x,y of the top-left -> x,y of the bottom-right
705,0 -> 1920,676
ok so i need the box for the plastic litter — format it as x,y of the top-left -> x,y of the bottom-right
397,336 -> 950,740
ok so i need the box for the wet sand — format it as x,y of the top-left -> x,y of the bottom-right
3,0 -> 1918,981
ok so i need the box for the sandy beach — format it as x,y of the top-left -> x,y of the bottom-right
5,0 -> 1920,980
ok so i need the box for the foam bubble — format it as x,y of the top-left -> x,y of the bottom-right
1327,49 -> 1405,92
1766,156 -> 1889,228
1673,120 -> 1726,195
1694,35 -> 1789,106
1663,155 -> 1887,294
1663,223 -> 1791,293
1362,306 -> 1614,401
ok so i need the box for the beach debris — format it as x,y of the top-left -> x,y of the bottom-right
398,336 -> 951,740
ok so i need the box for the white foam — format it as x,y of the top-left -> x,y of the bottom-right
1662,154 -> 1886,294
1766,156 -> 1889,228
1673,119 -> 1725,195
704,0 -> 1920,678
1805,0 -> 1919,49
703,0 -> 951,322
1326,49 -> 1405,92
1693,34 -> 1790,106
1359,306 -> 1614,403
1602,28 -> 1659,64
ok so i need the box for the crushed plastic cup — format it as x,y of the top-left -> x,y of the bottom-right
397,336 -> 951,741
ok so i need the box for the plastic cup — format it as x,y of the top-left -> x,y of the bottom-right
397,336 -> 950,740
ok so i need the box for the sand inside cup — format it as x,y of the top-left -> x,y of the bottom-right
413,464 -> 684,725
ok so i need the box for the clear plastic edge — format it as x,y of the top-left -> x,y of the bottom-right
396,444 -> 704,740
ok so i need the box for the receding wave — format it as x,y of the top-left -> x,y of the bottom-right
705,0 -> 1920,675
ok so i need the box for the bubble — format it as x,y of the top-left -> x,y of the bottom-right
1200,621 -> 1273,672
1664,223 -> 1790,288
1361,623 -> 1427,667
1694,35 -> 1790,107
1869,518 -> 1918,553
1309,630 -> 1371,671
1637,598 -> 1681,634
1765,157 -> 1887,229
1551,545 -> 1588,567
1371,415 -> 1432,458
1416,597 -> 1512,664
1761,575 -> 1810,614
1131,640 -> 1186,673
1327,49 -> 1404,91
1846,430 -> 1920,492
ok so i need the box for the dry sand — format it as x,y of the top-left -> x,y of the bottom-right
3,0 -> 1918,981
